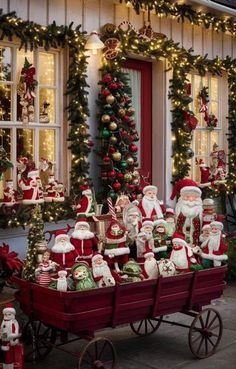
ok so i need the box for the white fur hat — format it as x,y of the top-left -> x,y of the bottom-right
28,169 -> 39,178
202,224 -> 211,231
180,186 -> 201,196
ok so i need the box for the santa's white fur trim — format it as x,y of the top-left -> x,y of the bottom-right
55,234 -> 69,241
152,245 -> 167,253
53,197 -> 65,203
3,307 -> 16,314
75,254 -> 93,260
92,254 -> 103,262
22,199 -> 44,204
75,221 -> 90,229
106,236 -> 126,244
201,252 -> 228,261
180,186 -> 201,195
104,247 -> 130,256
172,238 -> 187,246
143,185 -> 157,194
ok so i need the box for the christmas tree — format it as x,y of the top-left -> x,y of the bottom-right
97,67 -> 143,203
22,205 -> 45,281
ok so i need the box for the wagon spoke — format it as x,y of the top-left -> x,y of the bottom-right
191,333 -> 202,345
205,310 -> 211,328
207,336 -> 216,347
207,315 -> 218,330
130,317 -> 163,337
204,337 -> 208,356
196,336 -> 204,355
199,316 -> 205,329
144,319 -> 148,334
148,319 -> 155,330
137,320 -> 143,334
98,341 -> 108,360
79,338 -> 117,369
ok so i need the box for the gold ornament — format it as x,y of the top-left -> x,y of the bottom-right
109,122 -> 117,131
126,157 -> 134,165
106,95 -> 116,104
132,170 -> 140,179
112,151 -> 121,161
124,173 -> 133,182
109,135 -> 117,144
127,107 -> 135,116
101,114 -> 111,123
118,108 -> 126,117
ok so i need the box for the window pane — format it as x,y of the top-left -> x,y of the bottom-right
211,101 -> 219,126
39,53 -> 55,85
195,131 -> 208,156
0,47 -> 12,81
0,128 -> 12,180
17,129 -> 34,158
0,84 -> 11,121
211,77 -> 218,100
210,131 -> 219,149
39,88 -> 55,123
39,129 -> 55,162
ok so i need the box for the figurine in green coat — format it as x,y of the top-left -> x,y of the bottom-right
71,261 -> 97,291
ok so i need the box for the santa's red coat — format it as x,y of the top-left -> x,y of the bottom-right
71,236 -> 98,259
3,187 -> 17,204
51,249 -> 78,268
176,212 -> 201,245
76,195 -> 95,217
0,320 -> 19,364
201,237 -> 228,256
19,177 -> 43,204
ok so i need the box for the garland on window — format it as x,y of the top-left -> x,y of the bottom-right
0,9 -> 91,227
100,23 -> 236,196
120,0 -> 236,35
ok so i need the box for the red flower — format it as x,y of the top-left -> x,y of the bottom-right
0,243 -> 22,273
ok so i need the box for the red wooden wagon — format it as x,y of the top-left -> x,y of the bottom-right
13,265 -> 227,368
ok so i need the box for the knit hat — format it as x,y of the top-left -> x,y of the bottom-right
210,221 -> 223,231
3,303 -> 16,315
170,179 -> 201,200
74,218 -> 90,230
71,261 -> 90,274
143,185 -> 157,194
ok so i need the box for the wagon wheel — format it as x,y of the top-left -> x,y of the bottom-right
78,337 -> 117,369
22,320 -> 57,362
130,316 -> 163,336
188,308 -> 223,359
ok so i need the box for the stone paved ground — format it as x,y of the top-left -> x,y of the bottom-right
24,281 -> 236,369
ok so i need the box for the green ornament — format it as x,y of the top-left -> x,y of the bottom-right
120,161 -> 128,169
102,128 -> 111,138
108,190 -> 116,199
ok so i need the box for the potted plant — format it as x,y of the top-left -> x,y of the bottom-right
0,243 -> 22,292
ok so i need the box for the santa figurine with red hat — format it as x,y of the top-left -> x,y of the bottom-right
75,184 -> 95,219
2,180 -> 18,207
199,221 -> 228,268
171,179 -> 203,246
170,233 -> 199,273
137,185 -> 164,220
143,251 -> 159,279
50,230 -> 77,269
91,253 -> 115,287
44,174 -> 65,203
18,169 -> 44,205
136,219 -> 155,262
70,218 -> 98,265
202,198 -> 216,225
165,207 -> 176,237
199,224 -> 211,244
0,303 -> 20,369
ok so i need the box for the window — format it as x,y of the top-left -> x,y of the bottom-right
188,73 -> 226,182
0,44 -> 61,186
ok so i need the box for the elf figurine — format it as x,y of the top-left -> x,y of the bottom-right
164,207 -> 176,237
2,180 -> 18,207
71,261 -> 97,291
0,304 -> 20,369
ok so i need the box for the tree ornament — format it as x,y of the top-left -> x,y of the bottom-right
106,95 -> 116,104
102,88 -> 111,97
109,82 -> 118,90
103,156 -> 111,164
109,122 -> 117,131
126,157 -> 134,166
129,144 -> 138,152
102,74 -> 113,83
128,120 -> 136,127
130,193 -> 137,201
137,185 -> 143,193
112,181 -> 121,191
79,126 -> 87,136
102,128 -> 111,138
101,171 -> 108,180
124,173 -> 133,182
120,161 -> 128,169
112,151 -> 122,161
132,170 -> 140,178
127,107 -> 135,116
108,146 -> 116,154
123,115 -> 130,122
116,172 -> 124,180
109,135 -> 117,144
101,114 -> 111,123
118,108 -> 126,117
107,170 -> 116,178
186,148 -> 194,158
128,184 -> 135,191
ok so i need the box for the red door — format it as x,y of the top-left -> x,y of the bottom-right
122,59 -> 152,183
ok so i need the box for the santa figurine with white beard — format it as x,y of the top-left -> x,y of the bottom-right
144,251 -> 159,279
91,253 -> 115,287
70,219 -> 98,265
75,185 -> 95,219
170,233 -> 198,273
171,179 -> 202,246
18,169 -> 44,205
50,230 -> 77,269
199,221 -> 228,268
137,185 -> 164,220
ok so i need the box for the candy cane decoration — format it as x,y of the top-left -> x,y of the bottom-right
107,197 -> 117,221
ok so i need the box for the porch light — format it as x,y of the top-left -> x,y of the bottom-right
85,31 -> 104,55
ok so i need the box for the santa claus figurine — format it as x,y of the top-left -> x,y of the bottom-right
199,221 -> 228,268
75,184 -> 95,219
0,304 -> 20,369
44,174 -> 65,203
2,180 -> 18,207
144,251 -> 159,279
202,198 -> 216,225
137,185 -> 164,220
104,219 -> 129,273
199,224 -> 211,244
50,230 -> 77,269
70,219 -> 98,265
165,208 -> 176,237
171,179 -> 202,246
153,219 -> 169,257
91,253 -> 115,287
18,169 -> 44,205
170,233 -> 198,273
123,204 -> 142,241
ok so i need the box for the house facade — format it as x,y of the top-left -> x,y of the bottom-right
0,0 -> 235,253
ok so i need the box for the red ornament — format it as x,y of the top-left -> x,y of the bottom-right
129,144 -> 138,152
123,115 -> 130,122
107,170 -> 116,178
116,172 -> 124,180
129,120 -> 136,127
109,82 -> 118,90
103,74 -> 113,83
103,156 -> 111,163
101,171 -> 108,179
102,88 -> 111,97
88,140 -> 94,147
128,184 -> 135,191
112,182 -> 122,191
108,146 -> 116,154
137,185 -> 143,193
130,193 -> 137,201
